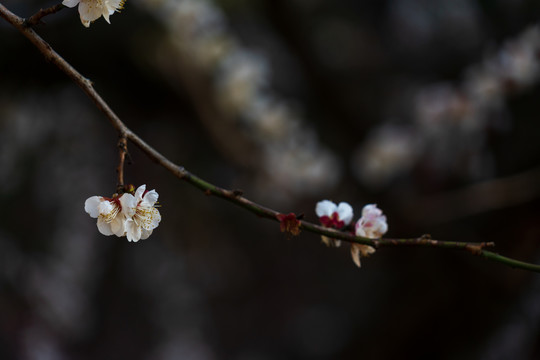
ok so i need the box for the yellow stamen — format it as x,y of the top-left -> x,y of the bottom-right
99,203 -> 120,223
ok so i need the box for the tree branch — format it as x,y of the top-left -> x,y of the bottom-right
25,4 -> 65,26
1,3 -> 539,272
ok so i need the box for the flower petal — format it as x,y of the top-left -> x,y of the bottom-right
97,200 -> 114,215
97,217 -> 114,236
140,228 -> 153,240
84,196 -> 102,218
360,245 -> 376,257
336,202 -> 353,225
134,184 -> 147,201
351,244 -> 362,268
125,219 -> 142,242
110,216 -> 125,237
102,11 -> 111,24
321,235 -> 341,248
374,217 -> 388,236
78,0 -> 105,26
62,0 -> 81,8
350,244 -> 376,268
119,193 -> 137,217
362,204 -> 383,218
355,224 -> 367,238
315,200 -> 337,218
142,189 -> 159,206
146,208 -> 161,230
106,0 -> 124,14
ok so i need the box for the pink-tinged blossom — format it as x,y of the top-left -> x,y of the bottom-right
355,204 -> 388,239
351,204 -> 388,267
63,0 -> 125,27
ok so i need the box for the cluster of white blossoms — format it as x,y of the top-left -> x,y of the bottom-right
62,0 -> 125,27
316,200 -> 388,267
85,185 -> 161,242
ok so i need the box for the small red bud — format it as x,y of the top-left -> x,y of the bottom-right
276,213 -> 301,236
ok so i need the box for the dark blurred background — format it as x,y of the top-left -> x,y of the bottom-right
2,0 -> 540,359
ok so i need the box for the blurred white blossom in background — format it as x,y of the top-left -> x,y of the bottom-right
351,124 -> 420,189
352,25 -> 540,188
134,0 -> 342,202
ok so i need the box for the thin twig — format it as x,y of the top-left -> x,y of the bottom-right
25,4 -> 65,26
1,3 -> 539,272
116,135 -> 128,193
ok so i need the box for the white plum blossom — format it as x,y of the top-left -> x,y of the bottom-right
351,204 -> 388,267
62,0 -> 125,28
85,194 -> 128,237
316,200 -> 353,228
315,200 -> 353,247
124,185 -> 161,242
84,185 -> 161,242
